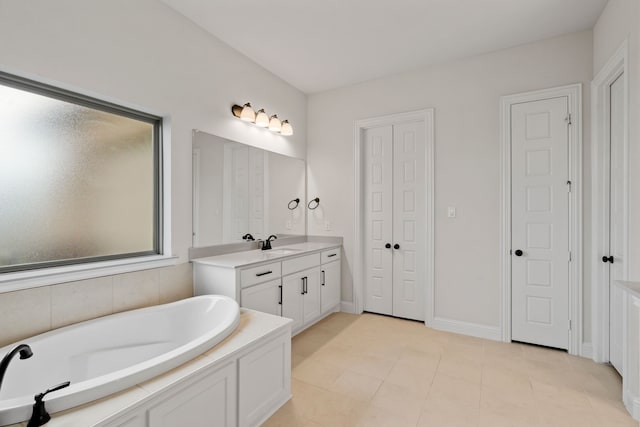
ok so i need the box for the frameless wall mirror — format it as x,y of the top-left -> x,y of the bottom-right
192,131 -> 306,247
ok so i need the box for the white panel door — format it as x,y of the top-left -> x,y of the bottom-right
392,122 -> 426,321
321,260 -> 341,313
282,272 -> 304,332
240,279 -> 282,317
303,267 -> 322,324
609,73 -> 626,374
364,126 -> 394,315
511,96 -> 570,350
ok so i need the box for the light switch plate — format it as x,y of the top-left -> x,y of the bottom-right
447,207 -> 456,218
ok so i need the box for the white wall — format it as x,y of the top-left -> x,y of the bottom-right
0,0 -> 307,264
307,31 -> 593,330
0,0 -> 306,345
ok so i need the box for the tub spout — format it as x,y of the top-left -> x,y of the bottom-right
0,343 -> 33,392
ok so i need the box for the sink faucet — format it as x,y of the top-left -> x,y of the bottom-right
0,344 -> 33,393
242,233 -> 255,241
261,235 -> 277,250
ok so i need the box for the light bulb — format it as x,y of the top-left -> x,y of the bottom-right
255,109 -> 269,127
268,114 -> 281,132
281,120 -> 293,136
239,103 -> 256,122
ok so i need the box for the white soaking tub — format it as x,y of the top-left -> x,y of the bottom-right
0,295 -> 240,426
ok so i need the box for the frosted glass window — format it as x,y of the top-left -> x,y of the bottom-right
0,73 -> 162,273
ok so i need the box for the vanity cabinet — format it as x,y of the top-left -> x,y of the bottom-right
193,243 -> 341,335
282,267 -> 321,331
321,248 -> 341,314
240,279 -> 282,317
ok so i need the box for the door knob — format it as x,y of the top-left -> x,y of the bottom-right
514,249 -> 523,257
602,255 -> 614,264
385,243 -> 391,249
394,244 -> 400,250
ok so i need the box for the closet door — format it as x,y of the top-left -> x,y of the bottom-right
363,126 -> 394,316
609,73 -> 626,374
392,121 -> 426,321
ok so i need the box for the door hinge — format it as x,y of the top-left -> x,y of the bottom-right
568,251 -> 572,262
565,113 -> 572,125
568,320 -> 572,331
567,181 -> 572,193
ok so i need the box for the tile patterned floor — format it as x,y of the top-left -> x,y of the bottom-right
264,312 -> 638,427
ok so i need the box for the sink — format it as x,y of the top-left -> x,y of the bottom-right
264,248 -> 302,256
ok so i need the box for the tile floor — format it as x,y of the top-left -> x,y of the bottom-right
264,312 -> 638,427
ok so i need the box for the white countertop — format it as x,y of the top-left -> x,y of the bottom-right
191,241 -> 341,269
35,309 -> 291,427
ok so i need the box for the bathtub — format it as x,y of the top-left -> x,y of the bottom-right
0,295 -> 240,426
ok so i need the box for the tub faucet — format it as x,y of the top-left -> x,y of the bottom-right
261,235 -> 277,250
0,344 -> 33,393
27,381 -> 71,427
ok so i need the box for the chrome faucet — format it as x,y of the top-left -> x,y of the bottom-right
0,344 -> 33,392
261,235 -> 277,250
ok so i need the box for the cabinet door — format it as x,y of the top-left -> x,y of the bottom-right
303,267 -> 321,324
321,260 -> 341,313
282,272 -> 304,331
147,362 -> 236,427
241,279 -> 282,316
238,332 -> 291,427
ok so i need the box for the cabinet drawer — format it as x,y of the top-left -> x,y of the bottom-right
240,262 -> 282,288
282,253 -> 320,276
321,248 -> 341,264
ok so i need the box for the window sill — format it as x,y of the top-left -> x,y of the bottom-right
0,255 -> 179,293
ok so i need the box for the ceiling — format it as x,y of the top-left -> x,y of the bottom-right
161,0 -> 608,94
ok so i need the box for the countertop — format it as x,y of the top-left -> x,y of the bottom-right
24,309 -> 292,427
190,241 -> 341,269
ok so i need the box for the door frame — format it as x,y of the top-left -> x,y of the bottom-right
591,40 -> 629,364
499,84 -> 583,355
353,109 -> 435,324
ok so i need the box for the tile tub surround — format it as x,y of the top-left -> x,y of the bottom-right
266,313 -> 636,427
0,263 -> 193,348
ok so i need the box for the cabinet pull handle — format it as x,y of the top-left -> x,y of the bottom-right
301,277 -> 306,295
327,253 -> 337,258
321,270 -> 325,286
278,285 -> 282,305
256,270 -> 272,277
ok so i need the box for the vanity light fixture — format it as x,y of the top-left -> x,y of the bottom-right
255,109 -> 269,127
281,120 -> 293,136
231,102 -> 293,136
268,115 -> 282,133
238,103 -> 256,122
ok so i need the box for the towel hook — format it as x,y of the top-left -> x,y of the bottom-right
307,197 -> 320,210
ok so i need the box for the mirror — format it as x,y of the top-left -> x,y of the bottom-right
192,131 -> 305,247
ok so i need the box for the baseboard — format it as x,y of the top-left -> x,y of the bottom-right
340,301 -> 355,313
623,390 -> 640,421
581,342 -> 593,359
431,317 -> 501,341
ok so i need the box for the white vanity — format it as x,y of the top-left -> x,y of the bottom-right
613,281 -> 640,421
192,242 -> 342,335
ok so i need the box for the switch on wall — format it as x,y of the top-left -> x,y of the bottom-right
447,207 -> 456,218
